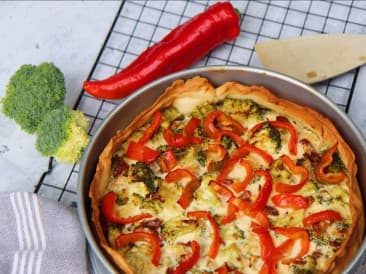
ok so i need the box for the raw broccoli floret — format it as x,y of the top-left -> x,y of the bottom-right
1,63 -> 66,133
35,106 -> 90,163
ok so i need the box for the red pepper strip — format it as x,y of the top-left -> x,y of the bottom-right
138,111 -> 162,144
251,119 -> 298,155
126,141 -> 158,162
163,128 -> 202,148
229,197 -> 270,228
165,169 -> 201,209
272,227 -> 310,265
115,231 -> 161,266
184,117 -> 201,136
172,240 -> 200,274
215,264 -> 229,274
207,144 -> 228,172
216,112 -> 247,134
203,111 -> 222,138
230,159 -> 254,194
158,149 -> 177,172
271,193 -> 312,210
83,2 -> 240,99
274,155 -> 309,193
203,110 -> 246,139
251,222 -> 276,274
303,210 -> 343,227
231,143 -> 274,165
126,141 -> 160,164
187,210 -> 221,259
220,130 -> 247,147
315,143 -> 346,184
218,158 -> 254,194
101,192 -> 153,224
209,181 -> 237,224
251,170 -> 273,212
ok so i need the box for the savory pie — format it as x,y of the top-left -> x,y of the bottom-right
89,76 -> 364,274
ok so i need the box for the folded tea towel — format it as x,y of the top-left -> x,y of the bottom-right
0,192 -> 88,274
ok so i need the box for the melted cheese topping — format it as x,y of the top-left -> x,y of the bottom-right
105,94 -> 352,274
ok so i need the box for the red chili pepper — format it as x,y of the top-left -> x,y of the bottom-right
83,2 -> 240,99
271,193 -> 312,210
303,210 -> 343,227
172,240 -> 200,274
251,118 -> 298,155
165,169 -> 201,209
115,231 -> 161,266
187,210 -> 221,259
274,155 -> 309,193
251,170 -> 273,212
158,149 -> 177,172
315,143 -> 346,184
271,227 -> 310,264
126,141 -> 160,163
101,192 -> 152,224
138,111 -> 162,144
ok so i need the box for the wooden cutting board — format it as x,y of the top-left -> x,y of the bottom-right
255,34 -> 366,84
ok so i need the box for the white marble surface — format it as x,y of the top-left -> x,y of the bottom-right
0,1 -> 120,192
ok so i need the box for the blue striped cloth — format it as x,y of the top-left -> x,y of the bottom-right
0,192 -> 88,274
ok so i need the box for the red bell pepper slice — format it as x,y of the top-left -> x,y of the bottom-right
165,169 -> 201,209
209,181 -> 237,224
315,143 -> 346,184
187,210 -> 221,259
251,222 -> 275,261
115,231 -> 161,266
184,117 -> 201,136
271,193 -> 312,210
251,170 -> 273,212
272,227 -> 310,264
274,155 -> 309,193
215,264 -> 229,274
251,118 -> 298,155
138,111 -> 162,144
220,130 -> 246,147
172,240 -> 200,274
163,128 -> 202,148
158,149 -> 177,172
303,209 -> 343,227
231,143 -> 274,165
101,192 -> 152,224
230,159 -> 254,194
218,158 -> 254,194
206,144 -> 228,171
229,197 -> 270,228
126,141 -> 160,164
203,110 -> 246,139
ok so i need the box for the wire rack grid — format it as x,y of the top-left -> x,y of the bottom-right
34,0 -> 366,208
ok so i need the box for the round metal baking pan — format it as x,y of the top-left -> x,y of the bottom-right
77,66 -> 366,273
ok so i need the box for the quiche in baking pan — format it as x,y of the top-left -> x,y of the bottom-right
89,76 -> 364,274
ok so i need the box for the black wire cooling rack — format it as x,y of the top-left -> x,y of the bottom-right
34,0 -> 366,207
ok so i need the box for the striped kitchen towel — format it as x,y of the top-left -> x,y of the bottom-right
0,192 -> 88,274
